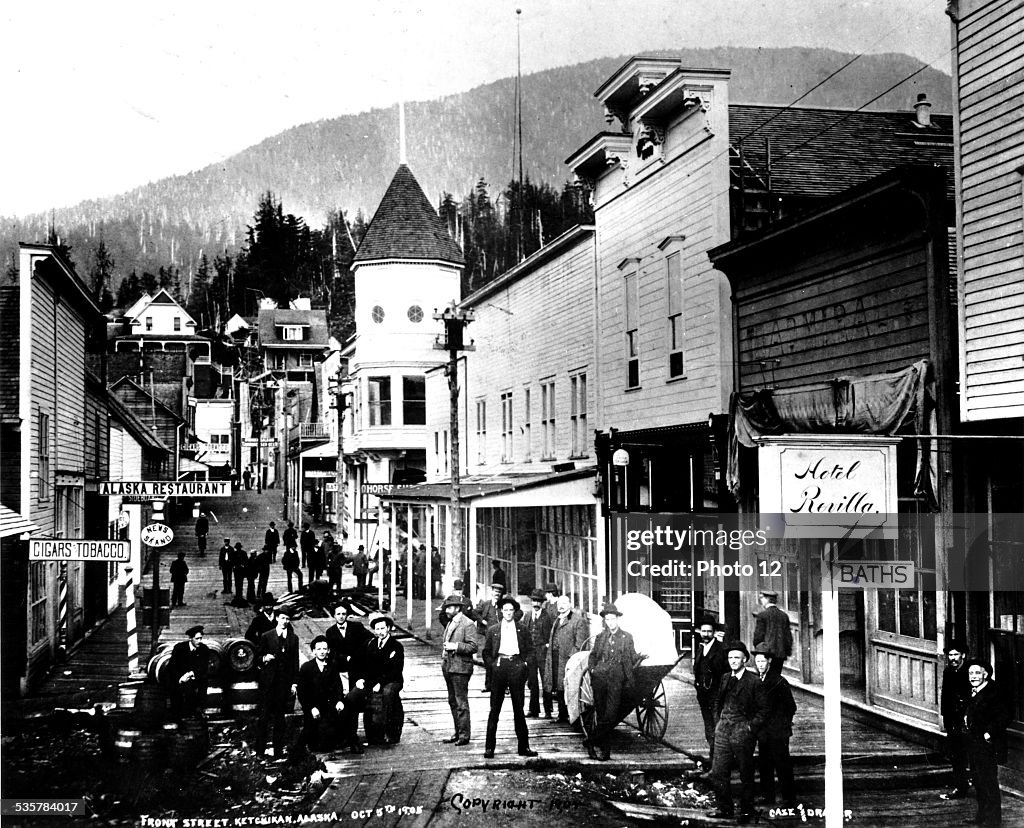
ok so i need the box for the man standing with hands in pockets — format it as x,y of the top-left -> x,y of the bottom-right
482,595 -> 538,759
440,594 -> 478,747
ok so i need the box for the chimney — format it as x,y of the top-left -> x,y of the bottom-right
914,93 -> 932,127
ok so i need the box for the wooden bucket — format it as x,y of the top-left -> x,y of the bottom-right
227,678 -> 259,715
117,680 -> 144,710
224,638 -> 256,673
203,684 -> 225,718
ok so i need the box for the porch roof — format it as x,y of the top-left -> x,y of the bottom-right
379,464 -> 597,504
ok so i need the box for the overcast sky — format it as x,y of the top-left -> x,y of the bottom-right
0,0 -> 951,217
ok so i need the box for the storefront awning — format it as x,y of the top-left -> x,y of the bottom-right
179,458 -> 211,474
0,504 -> 39,539
379,465 -> 597,506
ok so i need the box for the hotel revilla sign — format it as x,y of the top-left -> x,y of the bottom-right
99,481 -> 232,497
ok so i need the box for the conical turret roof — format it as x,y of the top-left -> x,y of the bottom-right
353,164 -> 464,266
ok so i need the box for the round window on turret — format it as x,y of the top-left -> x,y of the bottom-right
407,305 -> 424,323
371,305 -> 385,323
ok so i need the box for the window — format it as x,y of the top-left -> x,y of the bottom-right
476,399 -> 487,464
500,391 -> 513,462
523,388 -> 532,461
443,430 -> 449,474
403,376 -> 426,425
38,412 -> 50,501
570,372 -> 588,457
173,316 -> 181,332
877,498 -> 937,641
145,316 -> 153,331
29,562 -> 47,645
541,379 -> 556,459
667,252 -> 684,377
272,353 -> 287,370
624,268 -> 639,388
56,486 -> 82,538
298,353 -> 313,368
407,305 -> 424,323
210,434 -> 230,452
371,305 -> 385,324
368,377 -> 392,426
281,325 -> 304,341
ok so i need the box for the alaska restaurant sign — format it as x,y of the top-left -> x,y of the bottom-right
757,436 -> 899,517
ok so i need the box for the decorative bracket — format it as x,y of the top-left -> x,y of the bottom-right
683,87 -> 714,132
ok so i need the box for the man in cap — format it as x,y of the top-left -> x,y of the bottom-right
482,595 -> 538,759
707,642 -> 767,824
939,638 -> 972,800
752,642 -> 796,807
546,594 -> 589,722
296,635 -> 349,754
440,594 -> 478,746
255,606 -> 300,760
693,616 -> 729,766
245,594 -> 277,643
218,537 -> 234,594
355,615 -> 404,745
475,583 -> 505,692
169,551 -> 189,608
752,591 -> 792,677
586,603 -> 637,761
524,588 -> 553,718
168,625 -> 209,718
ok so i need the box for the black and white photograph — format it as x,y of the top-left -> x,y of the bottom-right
1,2 -> 1022,826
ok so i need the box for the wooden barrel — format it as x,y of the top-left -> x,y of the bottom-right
203,684 -> 225,718
117,680 -> 145,710
204,639 -> 224,676
114,726 -> 142,760
180,716 -> 209,758
223,638 -> 256,673
133,683 -> 169,730
227,678 -> 259,715
132,734 -> 162,767
147,649 -> 174,687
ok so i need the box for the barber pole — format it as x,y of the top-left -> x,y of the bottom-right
125,566 -> 139,675
58,561 -> 68,657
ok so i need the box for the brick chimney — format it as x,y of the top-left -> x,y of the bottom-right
914,93 -> 932,127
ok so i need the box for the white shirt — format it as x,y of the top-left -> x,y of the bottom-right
498,619 -> 520,656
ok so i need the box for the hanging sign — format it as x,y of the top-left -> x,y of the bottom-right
99,481 -> 231,497
612,449 -> 630,466
141,524 -> 175,547
30,539 -> 131,562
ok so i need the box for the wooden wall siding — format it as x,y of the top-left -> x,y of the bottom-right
956,0 -> 1024,420
596,138 -> 731,432
466,237 -> 595,468
55,301 -> 86,474
736,244 -> 932,390
30,278 -> 55,529
872,643 -> 939,719
113,384 -> 179,452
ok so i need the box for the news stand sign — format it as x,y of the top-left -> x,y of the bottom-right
757,435 -> 910,579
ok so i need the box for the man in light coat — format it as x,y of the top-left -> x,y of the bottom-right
545,595 -> 590,722
440,594 -> 478,746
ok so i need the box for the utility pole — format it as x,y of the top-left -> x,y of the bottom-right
433,303 -> 474,597
333,357 -> 349,536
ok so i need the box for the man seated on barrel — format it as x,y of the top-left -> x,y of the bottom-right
169,625 -> 210,719
353,615 -> 404,745
482,595 -> 538,759
586,603 -> 637,761
296,635 -> 351,753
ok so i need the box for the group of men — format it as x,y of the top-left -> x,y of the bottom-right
691,590 -> 797,824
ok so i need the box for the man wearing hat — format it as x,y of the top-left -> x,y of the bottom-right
352,545 -> 369,589
296,635 -> 351,753
693,617 -> 729,765
524,588 -> 553,718
244,594 -> 278,643
546,594 -> 589,723
440,594 -> 478,746
482,596 -> 538,759
255,607 -> 300,759
230,542 -> 249,606
707,642 -> 767,823
168,625 -> 210,718
586,603 -> 638,761
939,639 -> 972,800
752,591 -> 792,678
355,615 -> 404,745
752,642 -> 796,807
964,659 -> 1010,827
475,583 -> 505,693
218,537 -> 234,594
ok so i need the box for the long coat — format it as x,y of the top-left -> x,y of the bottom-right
544,610 -> 589,692
326,621 -> 372,683
753,605 -> 793,659
256,628 -> 300,705
442,611 -> 479,675
757,672 -> 797,738
363,635 -> 404,689
693,639 -> 728,696
588,627 -> 637,688
941,662 -> 971,731
964,681 -> 1010,762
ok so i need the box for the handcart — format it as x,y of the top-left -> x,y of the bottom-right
567,593 -> 683,741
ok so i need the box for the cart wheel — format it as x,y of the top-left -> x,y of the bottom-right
635,679 -> 668,739
578,667 -> 597,739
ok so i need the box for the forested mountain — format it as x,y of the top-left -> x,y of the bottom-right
0,46 -> 951,309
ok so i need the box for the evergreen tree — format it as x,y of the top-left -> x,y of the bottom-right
116,270 -> 142,309
89,240 -> 116,313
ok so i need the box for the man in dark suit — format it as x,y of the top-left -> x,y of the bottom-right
752,642 -> 797,807
255,607 -> 300,759
482,596 -> 538,759
939,639 -> 972,800
264,521 -> 280,563
296,635 -> 349,753
752,591 -> 792,677
708,642 -> 768,824
169,552 -> 189,607
964,659 -> 1010,827
218,537 -> 234,594
693,617 -> 729,765
168,625 -> 210,718
245,594 -> 277,643
524,589 -> 552,717
323,603 -> 371,753
587,603 -> 637,761
353,615 -> 404,745
475,583 -> 504,692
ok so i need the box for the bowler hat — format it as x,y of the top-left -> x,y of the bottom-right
260,592 -> 277,608
497,595 -> 520,612
185,625 -> 205,637
944,638 -> 967,654
273,606 -> 293,618
442,594 -> 467,610
530,588 -> 546,602
752,642 -> 774,656
370,614 -> 394,629
543,582 -> 561,596
726,641 -> 750,659
599,603 -> 622,617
